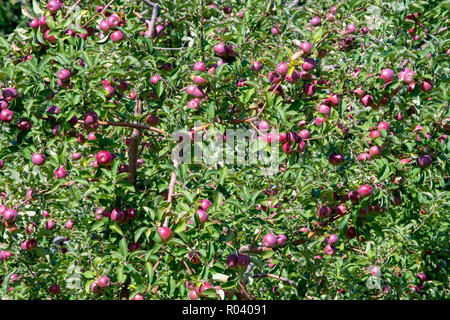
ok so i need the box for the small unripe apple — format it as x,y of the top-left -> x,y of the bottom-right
303,84 -> 316,96
158,226 -> 172,242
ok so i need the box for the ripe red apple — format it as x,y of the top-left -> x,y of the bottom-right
327,234 -> 339,244
300,41 -> 312,55
318,206 -> 332,218
199,199 -> 212,211
44,29 -> 57,43
346,23 -> 356,34
358,185 -> 373,198
324,244 -> 336,255
47,0 -> 62,13
30,19 -> 39,29
84,110 -> 99,132
65,220 -> 74,229
237,254 -> 250,267
111,209 -> 125,222
421,80 -> 433,92
276,62 -> 288,75
31,153 -> 46,166
3,209 -> 18,223
49,284 -> 60,295
44,220 -> 55,230
111,31 -> 124,42
417,155 -> 432,168
348,190 -> 359,202
99,20 -> 110,32
262,233 -> 277,248
158,226 -> 172,242
0,109 -> 14,122
107,14 -> 121,28
54,166 -> 67,179
58,69 -> 71,81
226,253 -> 238,268
380,68 -> 394,82
193,61 -> 206,72
328,153 -> 344,166
186,85 -> 205,98
370,130 -> 381,139
286,69 -> 300,83
90,281 -> 102,294
213,43 -> 227,56
145,115 -> 160,126
276,234 -> 287,247
196,209 -> 208,223
268,71 -> 282,83
97,276 -> 111,288
369,146 -> 381,157
250,61 -> 262,72
361,94 -> 374,107
96,151 -> 113,165
311,16 -> 321,26
302,58 -> 316,71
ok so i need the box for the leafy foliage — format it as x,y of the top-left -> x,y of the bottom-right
0,0 -> 449,300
